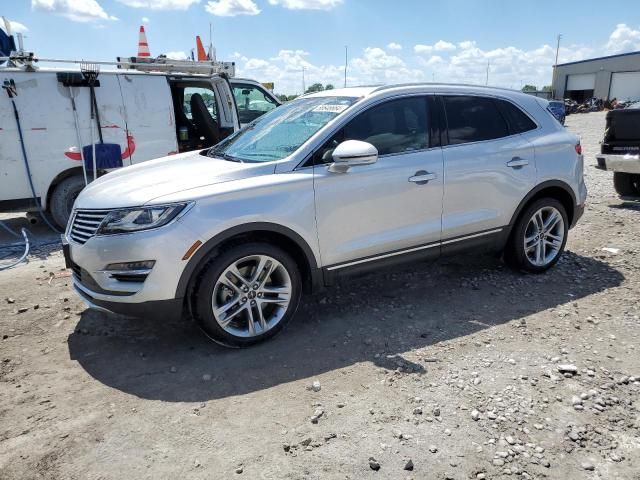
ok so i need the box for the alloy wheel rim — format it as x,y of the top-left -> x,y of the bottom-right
211,254 -> 292,338
524,206 -> 565,267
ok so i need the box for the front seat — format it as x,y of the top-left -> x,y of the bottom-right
190,93 -> 221,146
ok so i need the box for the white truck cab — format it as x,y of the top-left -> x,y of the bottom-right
0,55 -> 277,228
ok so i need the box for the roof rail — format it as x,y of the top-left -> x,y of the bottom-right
0,53 -> 235,77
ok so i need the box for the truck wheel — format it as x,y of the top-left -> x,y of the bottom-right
613,172 -> 640,197
191,242 -> 302,348
49,176 -> 86,229
504,198 -> 568,273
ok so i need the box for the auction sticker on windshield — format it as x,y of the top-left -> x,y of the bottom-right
312,104 -> 349,114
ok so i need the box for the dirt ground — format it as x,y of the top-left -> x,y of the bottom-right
1,111 -> 639,480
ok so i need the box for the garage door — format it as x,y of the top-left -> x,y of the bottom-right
567,73 -> 596,91
610,72 -> 640,101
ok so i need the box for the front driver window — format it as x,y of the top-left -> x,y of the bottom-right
312,96 -> 429,165
233,84 -> 278,124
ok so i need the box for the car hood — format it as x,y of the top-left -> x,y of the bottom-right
75,150 -> 275,209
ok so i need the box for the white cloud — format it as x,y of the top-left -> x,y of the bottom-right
117,0 -> 199,9
32,0 -> 117,22
165,50 -> 189,60
414,44 -> 433,55
7,20 -> 29,33
606,23 -> 640,54
387,42 -> 402,51
141,16 -> 150,23
415,40 -> 456,55
231,23 -> 635,94
205,0 -> 260,16
434,40 -> 456,51
268,0 -> 342,10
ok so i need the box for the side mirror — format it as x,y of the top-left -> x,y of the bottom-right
328,140 -> 378,173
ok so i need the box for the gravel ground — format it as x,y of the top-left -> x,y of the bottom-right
1,111 -> 639,480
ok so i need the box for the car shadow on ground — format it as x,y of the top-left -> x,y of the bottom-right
609,200 -> 640,211
67,251 -> 624,402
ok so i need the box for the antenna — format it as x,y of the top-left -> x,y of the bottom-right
344,45 -> 348,88
485,60 -> 490,86
552,33 -> 562,99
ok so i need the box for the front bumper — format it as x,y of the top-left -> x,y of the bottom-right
64,218 -> 203,313
596,153 -> 640,174
73,283 -> 184,318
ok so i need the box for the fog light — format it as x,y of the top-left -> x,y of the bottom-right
105,260 -> 155,271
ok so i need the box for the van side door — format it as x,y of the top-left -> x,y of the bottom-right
118,74 -> 178,164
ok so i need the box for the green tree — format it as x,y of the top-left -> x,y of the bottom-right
522,84 -> 537,92
305,83 -> 324,94
541,85 -> 552,92
325,84 -> 335,90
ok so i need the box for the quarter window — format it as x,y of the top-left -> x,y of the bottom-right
495,99 -> 537,134
443,95 -> 509,145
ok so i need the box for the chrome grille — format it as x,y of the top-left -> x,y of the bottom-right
69,209 -> 110,244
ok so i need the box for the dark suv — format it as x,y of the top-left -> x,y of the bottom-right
596,107 -> 640,197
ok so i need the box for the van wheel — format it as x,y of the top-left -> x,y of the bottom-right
504,198 -> 568,273
613,172 -> 640,197
192,242 -> 302,348
49,176 -> 86,229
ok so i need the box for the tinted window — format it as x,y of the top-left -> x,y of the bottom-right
495,99 -> 537,134
311,97 -> 429,165
343,97 -> 429,155
443,96 -> 508,145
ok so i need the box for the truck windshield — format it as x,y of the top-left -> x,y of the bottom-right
208,96 -> 359,162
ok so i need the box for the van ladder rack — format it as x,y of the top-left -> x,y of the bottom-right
0,54 -> 235,77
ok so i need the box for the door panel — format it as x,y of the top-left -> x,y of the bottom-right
441,135 -> 535,238
313,95 -> 443,267
314,149 -> 444,266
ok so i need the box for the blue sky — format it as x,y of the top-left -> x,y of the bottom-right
3,1 -> 640,94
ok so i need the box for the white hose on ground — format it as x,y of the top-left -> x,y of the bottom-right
0,228 -> 30,271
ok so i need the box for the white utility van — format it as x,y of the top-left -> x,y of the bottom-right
0,55 -> 279,228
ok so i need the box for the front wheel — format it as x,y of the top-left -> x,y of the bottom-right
504,198 -> 568,273
191,242 -> 302,347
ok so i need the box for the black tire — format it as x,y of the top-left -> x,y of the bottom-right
191,242 -> 302,348
613,172 -> 640,197
49,175 -> 86,229
504,197 -> 568,273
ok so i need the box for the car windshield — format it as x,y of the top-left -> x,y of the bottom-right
208,96 -> 359,162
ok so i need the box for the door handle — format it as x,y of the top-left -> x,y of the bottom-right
506,157 -> 529,168
408,170 -> 437,184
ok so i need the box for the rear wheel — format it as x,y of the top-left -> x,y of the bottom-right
613,172 -> 640,197
192,242 -> 302,347
49,175 -> 86,229
504,198 -> 568,273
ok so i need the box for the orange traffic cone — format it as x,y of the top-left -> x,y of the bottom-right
138,26 -> 151,57
196,35 -> 208,61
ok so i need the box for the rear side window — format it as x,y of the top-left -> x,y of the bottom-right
443,95 -> 508,145
495,99 -> 537,134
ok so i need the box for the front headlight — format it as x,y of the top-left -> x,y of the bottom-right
97,203 -> 190,235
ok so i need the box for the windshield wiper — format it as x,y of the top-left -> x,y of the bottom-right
210,151 -> 244,163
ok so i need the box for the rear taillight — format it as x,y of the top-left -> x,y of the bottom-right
575,143 -> 582,155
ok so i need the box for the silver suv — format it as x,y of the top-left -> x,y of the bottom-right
64,84 -> 587,347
